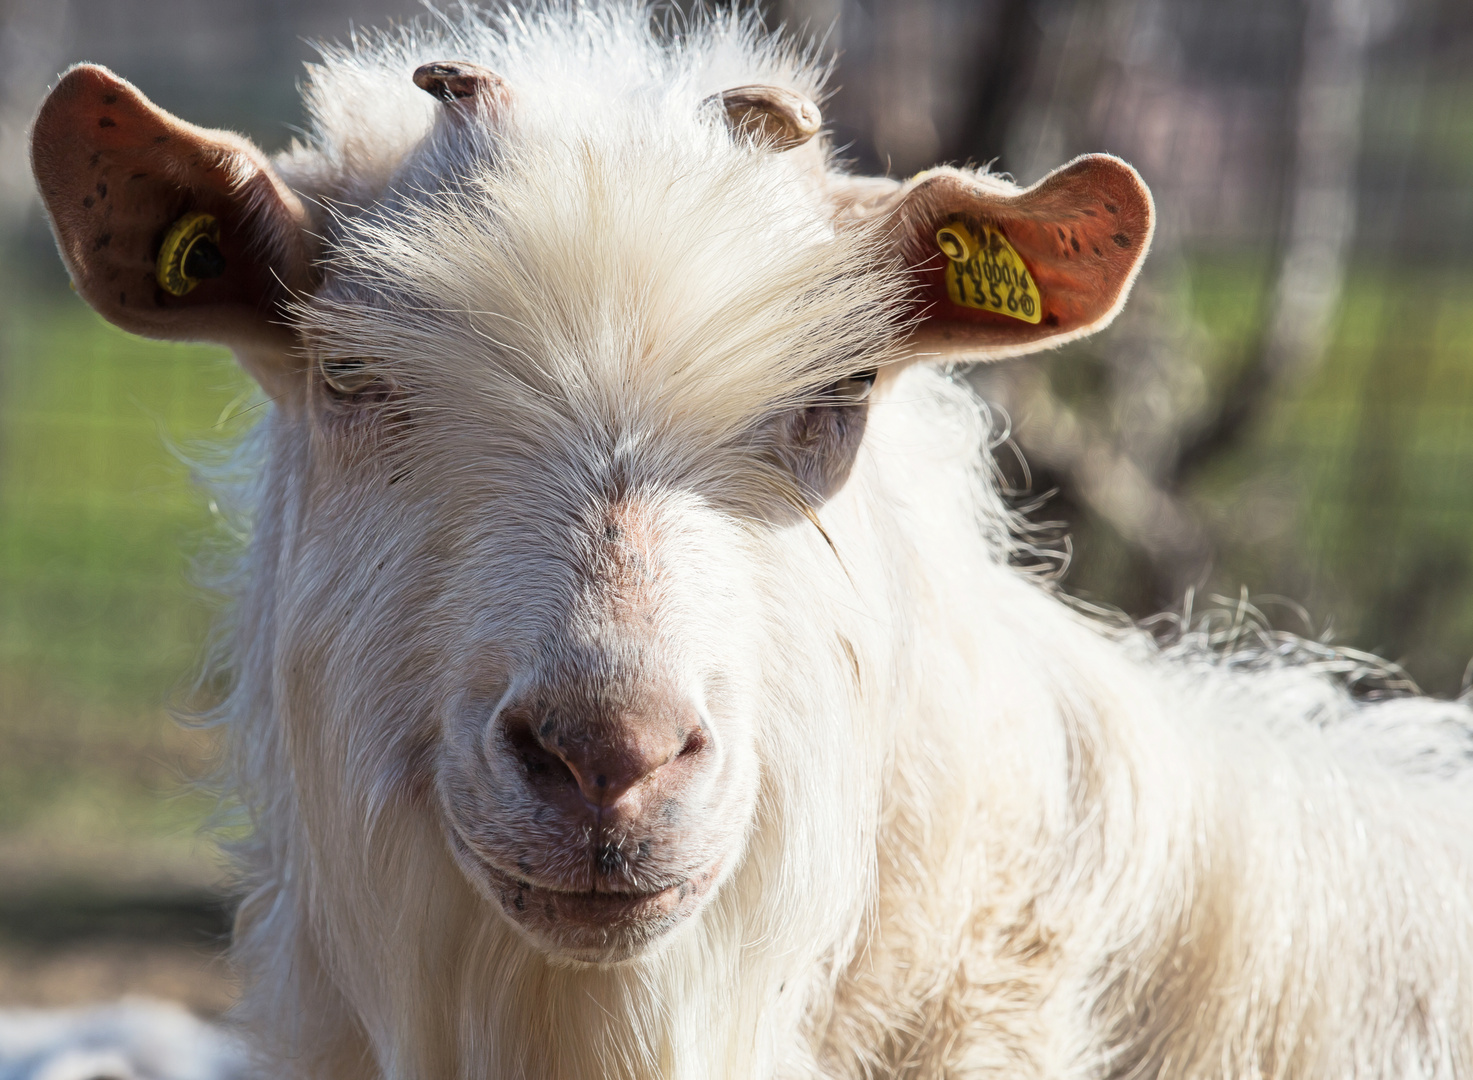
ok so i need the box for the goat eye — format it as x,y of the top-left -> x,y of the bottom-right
319,357 -> 384,397
830,370 -> 877,404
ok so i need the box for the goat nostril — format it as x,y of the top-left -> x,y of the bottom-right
505,720 -> 575,787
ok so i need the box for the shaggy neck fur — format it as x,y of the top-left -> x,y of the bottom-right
212,5 -> 1473,1079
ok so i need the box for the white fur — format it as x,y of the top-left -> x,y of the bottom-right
199,4 -> 1473,1077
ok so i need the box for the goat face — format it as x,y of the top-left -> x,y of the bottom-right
433,485 -> 768,963
287,319 -> 877,964
267,111 -> 893,962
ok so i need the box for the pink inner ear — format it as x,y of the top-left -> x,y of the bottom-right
893,155 -> 1154,356
31,65 -> 310,349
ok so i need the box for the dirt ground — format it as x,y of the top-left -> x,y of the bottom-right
0,938 -> 235,1015
0,839 -> 237,1017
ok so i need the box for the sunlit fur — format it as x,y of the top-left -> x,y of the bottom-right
208,4 -> 1473,1078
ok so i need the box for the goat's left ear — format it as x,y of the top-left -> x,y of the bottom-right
31,65 -> 313,379
840,154 -> 1154,361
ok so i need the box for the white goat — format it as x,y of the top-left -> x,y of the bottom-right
29,3 -> 1473,1077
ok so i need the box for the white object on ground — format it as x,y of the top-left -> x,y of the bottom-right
0,999 -> 247,1080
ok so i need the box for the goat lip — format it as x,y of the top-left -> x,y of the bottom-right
480,860 -> 708,922
485,862 -> 685,906
441,824 -> 724,958
471,854 -> 725,960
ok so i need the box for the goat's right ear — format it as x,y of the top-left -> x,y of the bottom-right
31,65 -> 313,387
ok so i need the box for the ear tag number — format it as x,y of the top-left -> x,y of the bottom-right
936,222 -> 1041,324
156,211 -> 227,297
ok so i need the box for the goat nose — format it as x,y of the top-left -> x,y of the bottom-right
552,730 -> 686,808
503,703 -> 706,811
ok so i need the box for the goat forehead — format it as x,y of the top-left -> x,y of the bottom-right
305,140 -> 899,442
291,12 -> 904,428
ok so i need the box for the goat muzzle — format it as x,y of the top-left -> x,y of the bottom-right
500,696 -> 707,821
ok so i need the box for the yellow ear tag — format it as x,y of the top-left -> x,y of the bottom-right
936,222 -> 1041,324
156,211 -> 226,297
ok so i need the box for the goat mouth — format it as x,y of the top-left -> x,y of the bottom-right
488,861 -> 722,961
486,862 -> 698,920
447,832 -> 722,961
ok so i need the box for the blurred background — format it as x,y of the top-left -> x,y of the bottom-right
1,0 -> 1470,1016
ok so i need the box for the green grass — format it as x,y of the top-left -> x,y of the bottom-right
0,283 -> 250,861
1067,257 -> 1473,694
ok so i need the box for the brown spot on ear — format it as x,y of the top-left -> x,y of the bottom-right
1104,202 -> 1118,214
152,135 -> 168,144
87,152 -> 100,167
95,181 -> 107,198
92,233 -> 110,250
129,172 -> 147,181
1112,232 -> 1131,247
81,195 -> 93,208
873,154 -> 1153,360
98,116 -> 115,128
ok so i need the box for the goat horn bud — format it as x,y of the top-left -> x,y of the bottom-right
413,61 -> 506,105
710,85 -> 821,151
